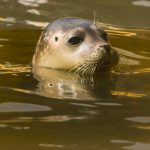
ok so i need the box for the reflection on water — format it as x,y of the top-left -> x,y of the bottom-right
123,142 -> 150,150
33,67 -> 113,100
0,0 -> 150,150
0,63 -> 31,74
18,0 -> 48,7
25,20 -> 48,27
132,0 -> 150,7
27,9 -> 41,15
0,115 -> 87,123
0,17 -> 16,23
126,117 -> 150,123
0,102 -> 51,112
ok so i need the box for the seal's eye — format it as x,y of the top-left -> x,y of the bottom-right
68,36 -> 83,46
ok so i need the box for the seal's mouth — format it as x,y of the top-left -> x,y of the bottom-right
70,45 -> 119,75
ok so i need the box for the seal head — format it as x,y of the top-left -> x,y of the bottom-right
32,18 -> 119,75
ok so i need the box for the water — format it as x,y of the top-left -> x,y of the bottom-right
0,0 -> 150,150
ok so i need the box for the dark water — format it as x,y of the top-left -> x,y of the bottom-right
0,0 -> 150,150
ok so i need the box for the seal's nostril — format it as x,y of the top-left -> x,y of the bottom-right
103,45 -> 111,54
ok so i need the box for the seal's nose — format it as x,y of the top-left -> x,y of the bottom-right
103,44 -> 111,54
99,44 -> 111,54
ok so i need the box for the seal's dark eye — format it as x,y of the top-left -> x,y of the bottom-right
68,36 -> 83,46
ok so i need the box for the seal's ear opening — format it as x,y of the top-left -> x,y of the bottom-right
55,37 -> 58,42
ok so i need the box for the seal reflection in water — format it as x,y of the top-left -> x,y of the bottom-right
32,18 -> 119,75
33,67 -> 114,100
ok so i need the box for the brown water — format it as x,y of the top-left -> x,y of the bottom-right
0,0 -> 150,150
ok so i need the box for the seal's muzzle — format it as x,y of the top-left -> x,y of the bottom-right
96,45 -> 119,72
72,44 -> 119,75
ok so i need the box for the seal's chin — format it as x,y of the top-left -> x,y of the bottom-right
71,46 -> 119,75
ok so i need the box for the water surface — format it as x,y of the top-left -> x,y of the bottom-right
0,0 -> 150,150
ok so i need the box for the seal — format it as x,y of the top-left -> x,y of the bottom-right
32,18 -> 119,75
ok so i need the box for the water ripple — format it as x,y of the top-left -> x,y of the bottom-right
18,0 -> 48,7
132,0 -> 150,7
0,63 -> 31,74
126,116 -> 150,123
70,102 -> 97,108
25,20 -> 48,28
123,142 -> 150,150
0,102 -> 51,112
39,143 -> 65,148
95,102 -> 122,106
27,9 -> 40,15
0,115 -> 87,123
0,17 -> 16,23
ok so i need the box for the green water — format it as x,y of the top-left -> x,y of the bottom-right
0,0 -> 150,150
